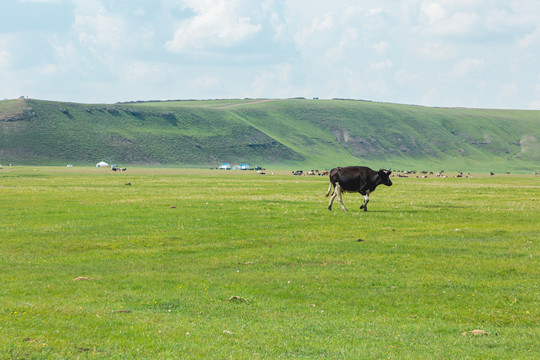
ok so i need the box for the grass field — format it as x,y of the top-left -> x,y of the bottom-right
1,167 -> 538,359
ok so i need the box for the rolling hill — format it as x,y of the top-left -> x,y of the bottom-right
0,97 -> 538,172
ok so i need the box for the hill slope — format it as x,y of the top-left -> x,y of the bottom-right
0,98 -> 538,171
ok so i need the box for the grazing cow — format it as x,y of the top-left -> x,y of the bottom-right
323,166 -> 392,212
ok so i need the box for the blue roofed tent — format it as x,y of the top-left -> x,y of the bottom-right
218,163 -> 231,170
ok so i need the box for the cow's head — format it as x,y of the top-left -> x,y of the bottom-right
378,169 -> 392,186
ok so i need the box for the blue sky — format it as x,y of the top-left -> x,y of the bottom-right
1,0 -> 540,109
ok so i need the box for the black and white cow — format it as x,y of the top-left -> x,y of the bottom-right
323,166 -> 392,212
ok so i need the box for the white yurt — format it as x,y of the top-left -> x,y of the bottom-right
96,161 -> 109,168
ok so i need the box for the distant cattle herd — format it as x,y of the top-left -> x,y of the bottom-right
291,169 -> 540,177
0,164 -> 537,177
292,169 -> 329,176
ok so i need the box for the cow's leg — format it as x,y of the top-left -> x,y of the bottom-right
336,184 -> 348,212
328,185 -> 337,210
323,182 -> 333,197
360,190 -> 370,211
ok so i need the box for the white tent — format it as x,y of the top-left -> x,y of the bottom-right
96,161 -> 109,167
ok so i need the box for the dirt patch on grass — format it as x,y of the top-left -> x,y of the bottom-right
72,277 -> 94,281
461,329 -> 489,336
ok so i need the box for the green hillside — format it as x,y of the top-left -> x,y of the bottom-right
0,98 -> 538,172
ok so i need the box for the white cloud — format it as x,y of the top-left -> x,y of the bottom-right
452,57 -> 485,78
394,69 -> 419,84
0,50 -> 9,69
251,64 -> 293,97
425,11 -> 480,37
54,40 -> 78,61
373,41 -> 390,53
517,26 -> 540,48
189,75 -> 221,92
368,8 -> 385,16
417,1 -> 499,39
17,0 -> 61,3
35,63 -> 59,75
121,62 -> 167,84
268,11 -> 286,41
0,36 -> 13,69
420,88 -> 441,106
419,41 -> 458,61
326,27 -> 359,63
529,82 -> 540,109
342,5 -> 363,22
499,82 -> 518,99
251,70 -> 276,97
165,0 -> 262,52
421,2 -> 446,24
133,7 -> 147,17
72,1 -> 156,53
293,12 -> 334,48
75,10 -> 127,50
370,60 -> 393,71
368,78 -> 388,96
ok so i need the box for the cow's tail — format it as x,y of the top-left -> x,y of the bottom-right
323,182 -> 334,197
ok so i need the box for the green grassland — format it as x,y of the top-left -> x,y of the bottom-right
1,98 -> 539,172
1,167 -> 538,359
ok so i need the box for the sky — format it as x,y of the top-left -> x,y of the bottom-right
1,0 -> 540,109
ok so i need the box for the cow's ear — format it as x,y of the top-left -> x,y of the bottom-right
387,170 -> 392,175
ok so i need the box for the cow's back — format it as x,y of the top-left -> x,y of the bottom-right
330,166 -> 373,191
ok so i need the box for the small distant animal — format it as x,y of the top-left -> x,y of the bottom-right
324,166 -> 392,212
